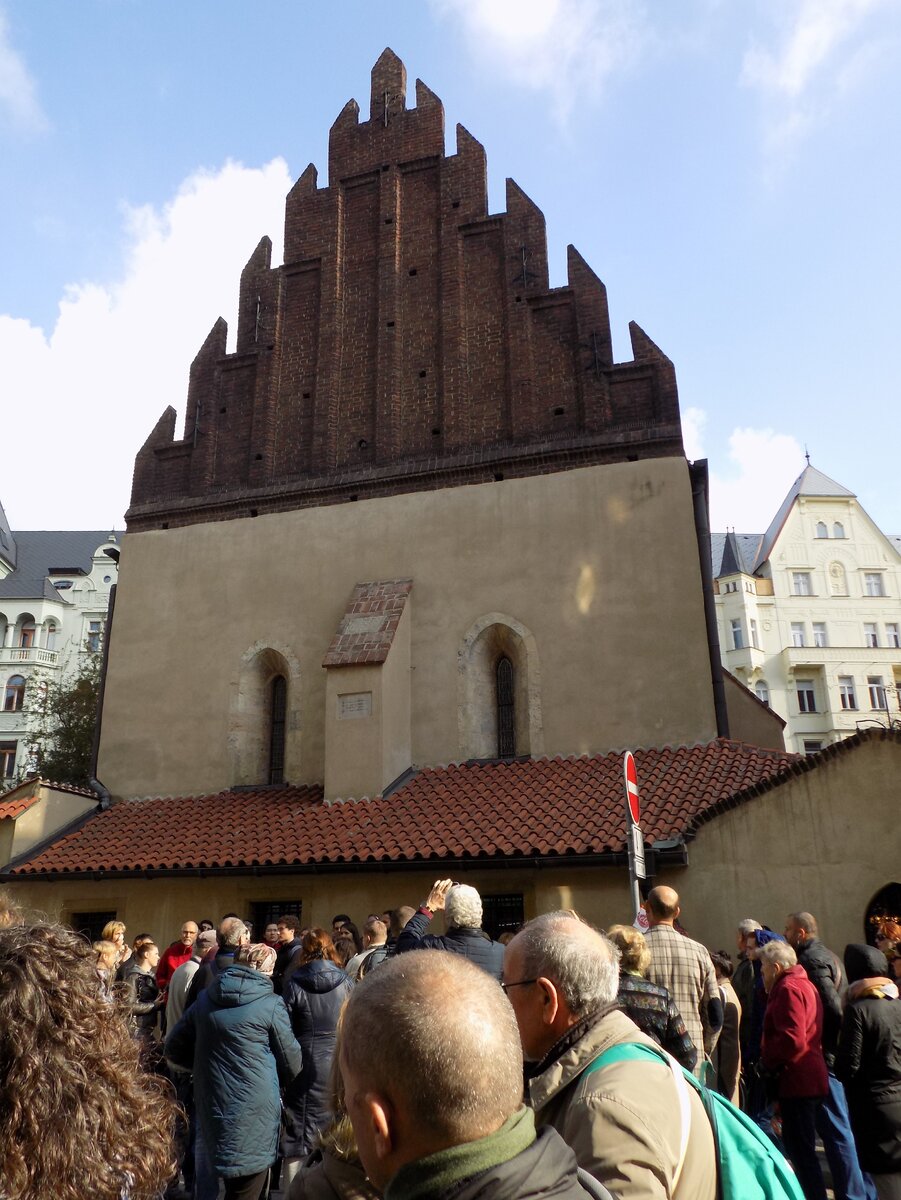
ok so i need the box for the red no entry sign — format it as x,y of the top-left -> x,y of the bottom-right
623,751 -> 640,826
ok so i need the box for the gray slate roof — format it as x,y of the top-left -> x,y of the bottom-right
753,466 -> 855,572
710,532 -> 763,578
0,531 -> 115,604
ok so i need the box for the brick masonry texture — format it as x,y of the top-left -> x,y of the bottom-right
128,49 -> 684,532
7,739 -> 798,876
322,579 -> 413,666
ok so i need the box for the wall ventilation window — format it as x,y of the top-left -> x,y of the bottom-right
3,675 -> 25,712
868,676 -> 888,710
496,656 -> 516,758
268,675 -> 287,785
796,679 -> 816,713
792,572 -> 813,596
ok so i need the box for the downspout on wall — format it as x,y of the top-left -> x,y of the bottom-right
89,581 -> 116,809
689,459 -> 730,738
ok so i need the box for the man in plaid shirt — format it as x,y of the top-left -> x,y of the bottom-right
643,886 -> 723,1079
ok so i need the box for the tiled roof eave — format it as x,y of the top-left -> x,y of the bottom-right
1,847 -> 633,883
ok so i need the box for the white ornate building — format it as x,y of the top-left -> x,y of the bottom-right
0,503 -> 119,786
713,465 -> 901,754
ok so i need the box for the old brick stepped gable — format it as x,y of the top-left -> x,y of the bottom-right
128,49 -> 683,532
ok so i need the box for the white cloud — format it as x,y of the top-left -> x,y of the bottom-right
430,0 -> 647,120
741,0 -> 890,159
685,410 -> 804,529
0,10 -> 46,131
0,158 -> 292,529
742,0 -> 884,98
706,425 -> 805,532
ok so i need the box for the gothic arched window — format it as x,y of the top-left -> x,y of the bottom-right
496,656 -> 515,758
268,675 -> 287,784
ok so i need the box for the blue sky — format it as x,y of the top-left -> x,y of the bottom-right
2,1 -> 899,535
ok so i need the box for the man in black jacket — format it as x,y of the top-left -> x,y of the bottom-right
340,950 -> 604,1200
396,879 -> 505,979
785,911 -> 872,1200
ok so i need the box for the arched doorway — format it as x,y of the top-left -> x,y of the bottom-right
864,882 -> 901,944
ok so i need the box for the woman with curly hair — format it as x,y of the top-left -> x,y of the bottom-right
281,929 -> 354,1190
0,922 -> 177,1200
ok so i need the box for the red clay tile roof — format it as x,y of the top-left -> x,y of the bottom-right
322,579 -> 412,667
5,739 -> 798,877
0,792 -> 39,820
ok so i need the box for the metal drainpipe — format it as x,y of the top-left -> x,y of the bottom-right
89,582 -> 116,809
690,460 -> 730,738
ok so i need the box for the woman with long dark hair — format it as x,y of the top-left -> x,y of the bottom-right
281,928 -> 354,1190
0,922 -> 177,1200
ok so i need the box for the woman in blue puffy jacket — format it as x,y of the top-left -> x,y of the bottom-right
165,942 -> 303,1200
281,928 -> 354,1190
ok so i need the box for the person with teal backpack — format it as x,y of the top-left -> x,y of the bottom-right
506,912 -> 803,1200
585,1041 -> 806,1200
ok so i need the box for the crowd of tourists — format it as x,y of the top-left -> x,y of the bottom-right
0,881 -> 899,1200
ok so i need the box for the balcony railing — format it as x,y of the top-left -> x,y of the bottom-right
0,646 -> 60,668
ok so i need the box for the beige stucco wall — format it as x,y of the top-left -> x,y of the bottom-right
323,599 -> 412,800
99,457 -> 717,800
5,864 -> 637,944
663,736 -> 899,955
723,673 -> 786,751
0,785 -> 97,870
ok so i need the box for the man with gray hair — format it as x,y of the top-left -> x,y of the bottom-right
504,911 -> 716,1200
396,878 -> 504,979
184,916 -> 250,1009
340,950 -> 597,1200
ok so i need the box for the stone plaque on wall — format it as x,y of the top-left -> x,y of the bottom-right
338,692 -> 373,720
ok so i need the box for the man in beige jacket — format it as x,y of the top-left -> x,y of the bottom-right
504,912 -> 716,1200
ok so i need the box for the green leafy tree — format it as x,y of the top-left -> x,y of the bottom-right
27,650 -> 102,789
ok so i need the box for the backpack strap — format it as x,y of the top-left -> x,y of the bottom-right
583,1042 -> 694,1193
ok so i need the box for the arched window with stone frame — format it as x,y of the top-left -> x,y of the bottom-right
229,644 -> 300,787
458,614 -> 543,761
4,675 -> 25,712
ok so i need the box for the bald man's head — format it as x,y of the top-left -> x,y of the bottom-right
646,886 -> 680,925
341,950 -> 523,1154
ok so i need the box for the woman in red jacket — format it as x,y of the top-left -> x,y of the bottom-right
759,940 -> 829,1200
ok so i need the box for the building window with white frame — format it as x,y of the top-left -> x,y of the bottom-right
797,679 -> 816,713
868,675 -> 888,710
864,622 -> 879,648
0,741 -> 16,779
3,675 -> 25,712
86,620 -> 103,653
886,623 -> 901,648
792,572 -> 813,596
838,677 -> 857,711
730,619 -> 743,650
755,680 -> 769,706
833,522 -> 845,538
803,740 -> 823,755
812,622 -> 828,648
749,618 -> 759,649
791,622 -> 806,648
815,521 -> 827,539
864,572 -> 886,597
